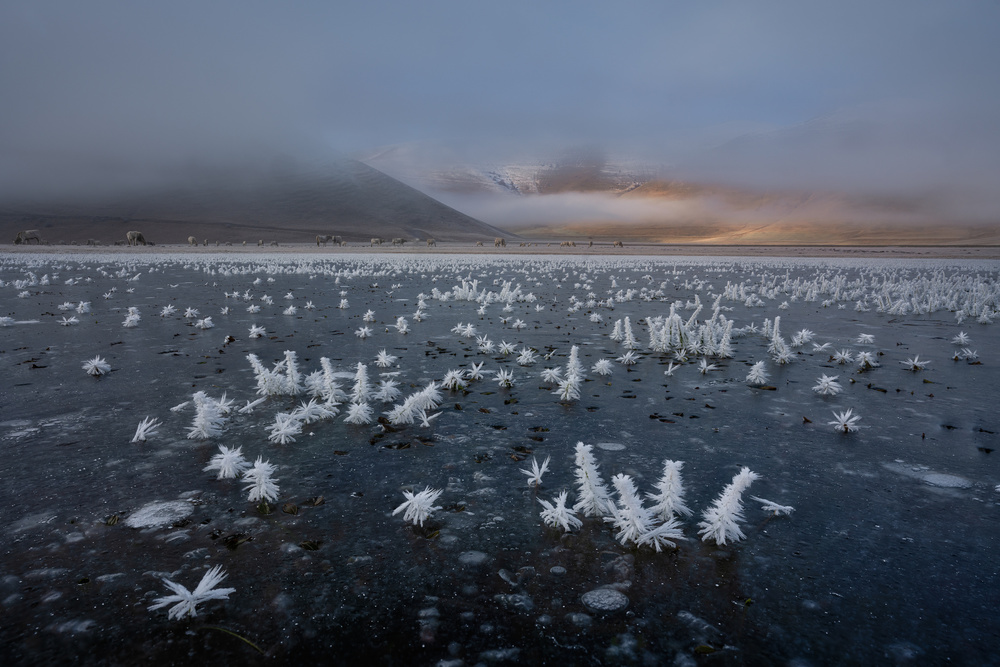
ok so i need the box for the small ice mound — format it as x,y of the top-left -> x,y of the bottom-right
125,500 -> 193,528
596,442 -> 625,451
922,473 -> 972,489
581,588 -> 629,613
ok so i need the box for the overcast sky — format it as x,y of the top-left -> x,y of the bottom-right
1,0 -> 998,207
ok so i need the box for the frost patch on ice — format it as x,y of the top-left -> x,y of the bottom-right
8,512 -> 57,533
125,500 -> 193,528
597,442 -> 625,451
922,473 -> 972,489
882,462 -> 972,489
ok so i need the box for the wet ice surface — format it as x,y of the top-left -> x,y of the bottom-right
1,251 -> 999,664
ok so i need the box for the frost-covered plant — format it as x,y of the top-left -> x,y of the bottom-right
498,341 -> 516,355
495,368 -> 515,388
384,382 -> 443,425
187,391 -> 226,440
441,369 -> 468,391
900,355 -> 929,371
555,375 -> 581,401
832,349 -> 854,364
540,367 -> 563,384
374,378 -> 402,402
751,496 -> 795,516
148,565 -> 235,620
812,374 -> 842,395
647,460 -> 692,521
538,491 -> 582,532
243,457 -> 280,506
745,360 -> 768,385
82,355 -> 111,377
606,474 -> 684,551
344,402 -> 374,425
282,350 -> 303,395
856,333 -> 875,345
184,308 -> 199,318
349,362 -> 372,403
698,359 -> 718,374
856,351 -> 879,370
829,408 -> 861,433
521,455 -> 550,488
393,316 -> 409,333
517,348 -> 536,365
338,298 -> 349,309
698,467 -> 759,546
477,336 -> 495,353
130,417 -> 161,443
392,487 -> 443,526
238,397 -> 267,415
248,325 -> 266,339
203,445 -> 250,479
573,442 -> 613,518
951,331 -> 971,346
59,315 -> 79,326
375,349 -> 397,367
663,361 -> 679,377
195,317 -> 214,329
592,359 -> 614,376
467,361 -> 486,380
616,350 -> 640,366
268,412 -> 304,444
282,305 -> 297,316
363,309 -> 376,322
355,326 -> 372,339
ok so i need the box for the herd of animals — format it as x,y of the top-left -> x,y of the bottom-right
11,230 -> 627,249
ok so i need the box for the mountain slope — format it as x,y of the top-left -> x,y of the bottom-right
0,158 -> 509,244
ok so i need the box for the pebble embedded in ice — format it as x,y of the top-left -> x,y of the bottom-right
581,588 -> 629,613
458,550 -> 490,566
124,501 -> 193,528
494,593 -> 533,612
549,566 -> 567,576
596,442 -> 625,451
565,612 -> 593,627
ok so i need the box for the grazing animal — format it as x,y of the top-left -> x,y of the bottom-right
317,235 -> 342,246
87,239 -> 99,246
560,240 -> 577,247
426,239 -> 436,247
188,236 -> 197,246
494,237 -> 506,248
126,231 -> 147,246
476,241 -> 484,247
392,237 -> 407,246
370,237 -> 384,247
613,240 -> 625,248
340,241 -> 348,247
519,242 -> 528,247
13,230 -> 41,245
270,241 -> 279,246
258,240 -> 264,246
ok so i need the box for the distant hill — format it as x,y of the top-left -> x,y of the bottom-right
0,158 -> 510,245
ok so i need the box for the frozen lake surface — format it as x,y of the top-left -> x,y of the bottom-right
1,251 -> 999,665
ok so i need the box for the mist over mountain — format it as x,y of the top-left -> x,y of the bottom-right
0,157 -> 508,245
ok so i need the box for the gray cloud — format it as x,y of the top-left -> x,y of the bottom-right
1,0 -> 998,214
